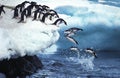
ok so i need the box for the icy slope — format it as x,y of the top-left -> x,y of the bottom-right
0,1 -> 60,60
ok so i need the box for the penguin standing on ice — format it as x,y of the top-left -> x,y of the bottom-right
12,7 -> 19,18
85,48 -> 97,58
18,8 -> 28,23
42,5 -> 50,10
0,5 -> 5,16
12,4 -> 23,18
26,1 -> 37,17
19,1 -> 30,12
48,10 -> 59,19
32,8 -> 41,21
52,18 -> 67,26
41,12 -> 52,23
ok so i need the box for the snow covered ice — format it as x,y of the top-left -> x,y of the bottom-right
0,0 -> 60,60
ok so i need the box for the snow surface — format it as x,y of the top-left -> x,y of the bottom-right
0,0 -> 60,60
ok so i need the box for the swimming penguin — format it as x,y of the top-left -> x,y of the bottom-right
70,46 -> 80,58
65,36 -> 78,45
18,8 -> 28,23
85,48 -> 97,58
32,8 -> 41,21
70,46 -> 80,52
52,18 -> 67,26
0,5 -> 5,16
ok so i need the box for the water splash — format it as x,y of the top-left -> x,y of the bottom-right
67,56 -> 95,71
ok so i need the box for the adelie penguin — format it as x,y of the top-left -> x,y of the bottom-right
70,46 -> 80,52
12,7 -> 19,18
41,12 -> 53,23
65,35 -> 78,45
12,4 -> 23,18
64,27 -> 83,36
42,5 -> 50,10
26,2 -> 37,17
85,48 -> 98,58
52,18 -> 67,26
32,8 -> 42,21
19,1 -> 30,12
18,8 -> 28,23
48,10 -> 59,18
70,46 -> 81,58
0,5 -> 5,16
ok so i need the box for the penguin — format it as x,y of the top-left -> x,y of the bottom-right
52,18 -> 67,26
65,27 -> 83,34
26,2 -> 37,17
0,5 -> 5,16
18,8 -> 28,23
30,1 -> 37,5
12,7 -> 19,18
49,13 -> 59,20
41,12 -> 52,23
19,1 -> 30,12
64,27 -> 83,36
65,36 -> 78,45
39,12 -> 45,21
85,48 -> 97,58
12,4 -> 22,18
48,10 -> 59,18
69,27 -> 83,32
70,46 -> 80,58
32,8 -> 41,21
42,5 -> 50,10
70,46 -> 80,52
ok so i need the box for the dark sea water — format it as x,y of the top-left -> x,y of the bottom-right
30,0 -> 120,78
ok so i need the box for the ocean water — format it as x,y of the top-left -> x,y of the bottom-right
29,0 -> 120,78
0,0 -> 120,78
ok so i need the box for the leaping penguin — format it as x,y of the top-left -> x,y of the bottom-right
64,27 -> 83,34
64,27 -> 83,36
65,36 -> 78,45
18,8 -> 28,23
52,18 -> 67,26
0,5 -> 5,16
85,48 -> 97,58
